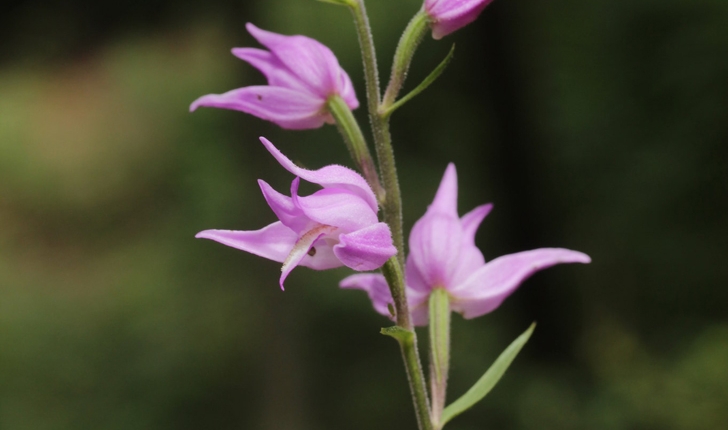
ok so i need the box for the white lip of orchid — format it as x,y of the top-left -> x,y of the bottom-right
281,224 -> 338,275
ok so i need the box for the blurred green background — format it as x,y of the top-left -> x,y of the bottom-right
1,0 -> 727,429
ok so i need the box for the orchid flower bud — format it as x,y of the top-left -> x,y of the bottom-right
191,24 -> 358,130
424,0 -> 495,40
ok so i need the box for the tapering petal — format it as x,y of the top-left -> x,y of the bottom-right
232,48 -> 312,93
408,211 -> 463,289
294,188 -> 378,233
258,179 -> 310,234
259,137 -> 378,211
449,204 -> 492,286
460,204 -> 492,245
195,222 -> 297,263
246,23 -> 343,99
429,163 -> 459,216
450,248 -> 591,319
340,274 -> 393,319
190,86 -> 327,130
334,223 -> 397,271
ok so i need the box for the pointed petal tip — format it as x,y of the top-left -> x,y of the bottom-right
545,248 -> 591,265
189,98 -> 203,112
429,162 -> 459,215
470,202 -> 494,218
195,230 -> 213,239
189,94 -> 220,112
571,250 -> 592,264
259,136 -> 273,147
442,163 -> 457,185
245,22 -> 259,34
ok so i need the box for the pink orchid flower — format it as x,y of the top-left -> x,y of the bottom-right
341,163 -> 590,325
425,0 -> 495,40
198,137 -> 396,289
190,23 -> 358,130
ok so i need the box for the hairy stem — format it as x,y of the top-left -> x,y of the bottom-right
349,2 -> 432,429
401,330 -> 433,430
327,95 -> 385,204
348,0 -> 405,267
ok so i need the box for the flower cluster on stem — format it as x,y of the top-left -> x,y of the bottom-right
192,1 -> 590,429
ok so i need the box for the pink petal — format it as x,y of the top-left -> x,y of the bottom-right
407,287 -> 431,327
246,23 -> 345,99
460,203 -> 493,245
448,204 -> 492,286
425,0 -> 494,40
429,163 -> 459,217
333,223 -> 397,271
258,179 -> 311,234
195,222 -> 298,263
450,248 -> 591,319
258,137 -> 378,211
340,274 -> 393,319
190,86 -> 327,130
405,253 -> 430,292
280,224 -> 338,289
294,188 -> 378,233
337,69 -> 359,110
296,237 -> 343,271
231,48 -> 312,94
408,211 -> 464,289
405,163 -> 465,289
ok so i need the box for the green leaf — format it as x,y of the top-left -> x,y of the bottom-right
440,323 -> 536,427
382,44 -> 456,118
380,326 -> 414,344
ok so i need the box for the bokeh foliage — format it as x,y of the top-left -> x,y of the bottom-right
1,0 -> 726,429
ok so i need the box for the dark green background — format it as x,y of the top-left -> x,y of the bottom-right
1,0 -> 726,429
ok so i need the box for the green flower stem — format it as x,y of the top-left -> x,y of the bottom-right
373,118 -> 405,267
327,95 -> 385,204
348,2 -> 432,429
401,329 -> 432,430
382,8 -> 431,109
349,0 -> 382,116
428,288 -> 451,429
381,257 -> 409,329
348,0 -> 405,267
381,258 -> 433,430
380,323 -> 432,430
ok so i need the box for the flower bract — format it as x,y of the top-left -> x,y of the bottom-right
190,23 -> 358,130
341,163 -> 590,325
197,137 -> 396,289
424,0 -> 495,40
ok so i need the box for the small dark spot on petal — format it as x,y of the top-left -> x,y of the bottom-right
257,94 -> 263,101
307,247 -> 316,257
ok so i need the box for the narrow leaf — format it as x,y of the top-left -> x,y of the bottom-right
380,326 -> 414,344
382,44 -> 455,118
440,323 -> 536,427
